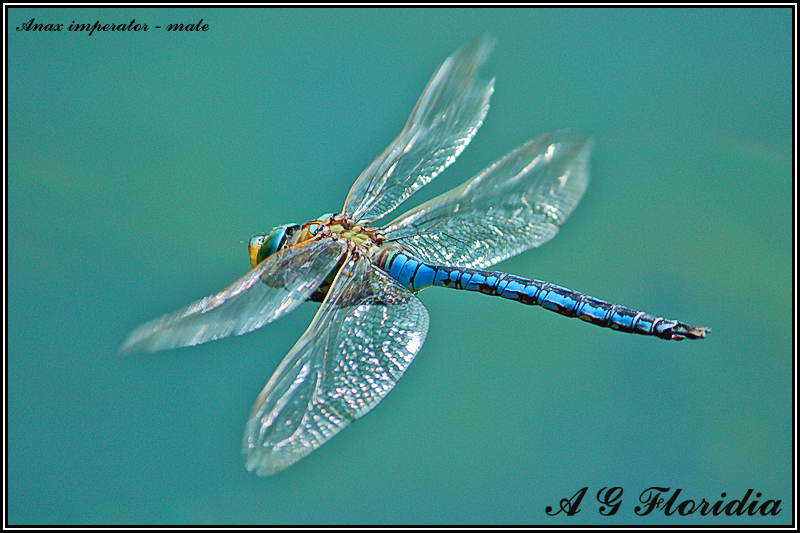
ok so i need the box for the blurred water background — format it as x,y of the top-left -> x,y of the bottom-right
8,7 -> 791,525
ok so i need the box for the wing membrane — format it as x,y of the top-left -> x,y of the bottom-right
243,252 -> 429,476
383,130 -> 592,269
343,36 -> 495,223
120,238 -> 347,353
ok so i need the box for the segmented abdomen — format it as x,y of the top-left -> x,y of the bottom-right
376,248 -> 707,341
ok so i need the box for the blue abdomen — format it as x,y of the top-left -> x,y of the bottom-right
376,248 -> 707,341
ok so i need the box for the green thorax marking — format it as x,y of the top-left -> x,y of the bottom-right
299,213 -> 386,251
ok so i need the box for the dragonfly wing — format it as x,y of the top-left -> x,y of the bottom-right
383,130 -> 593,269
243,252 -> 429,476
120,238 -> 347,354
343,36 -> 495,223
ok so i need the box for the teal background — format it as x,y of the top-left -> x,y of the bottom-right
8,7 -> 791,525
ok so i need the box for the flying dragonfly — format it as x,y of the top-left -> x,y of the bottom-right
122,37 -> 708,476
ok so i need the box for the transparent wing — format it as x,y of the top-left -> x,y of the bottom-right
243,251 -> 430,476
383,130 -> 593,269
120,238 -> 347,353
343,36 -> 495,223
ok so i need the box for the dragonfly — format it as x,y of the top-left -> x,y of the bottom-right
122,37 -> 708,476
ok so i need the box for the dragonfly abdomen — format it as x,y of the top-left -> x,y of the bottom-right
379,249 -> 707,341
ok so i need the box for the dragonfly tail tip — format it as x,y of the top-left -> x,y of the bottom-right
669,324 -> 710,341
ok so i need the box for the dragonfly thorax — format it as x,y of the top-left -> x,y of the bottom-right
299,213 -> 386,251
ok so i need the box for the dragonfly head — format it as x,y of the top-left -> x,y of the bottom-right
248,223 -> 301,267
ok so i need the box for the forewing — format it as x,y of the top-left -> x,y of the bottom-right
343,36 -> 495,223
243,252 -> 430,476
120,238 -> 347,353
383,130 -> 593,269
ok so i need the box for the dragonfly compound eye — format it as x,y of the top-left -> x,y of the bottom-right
249,224 -> 300,267
248,234 -> 267,268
